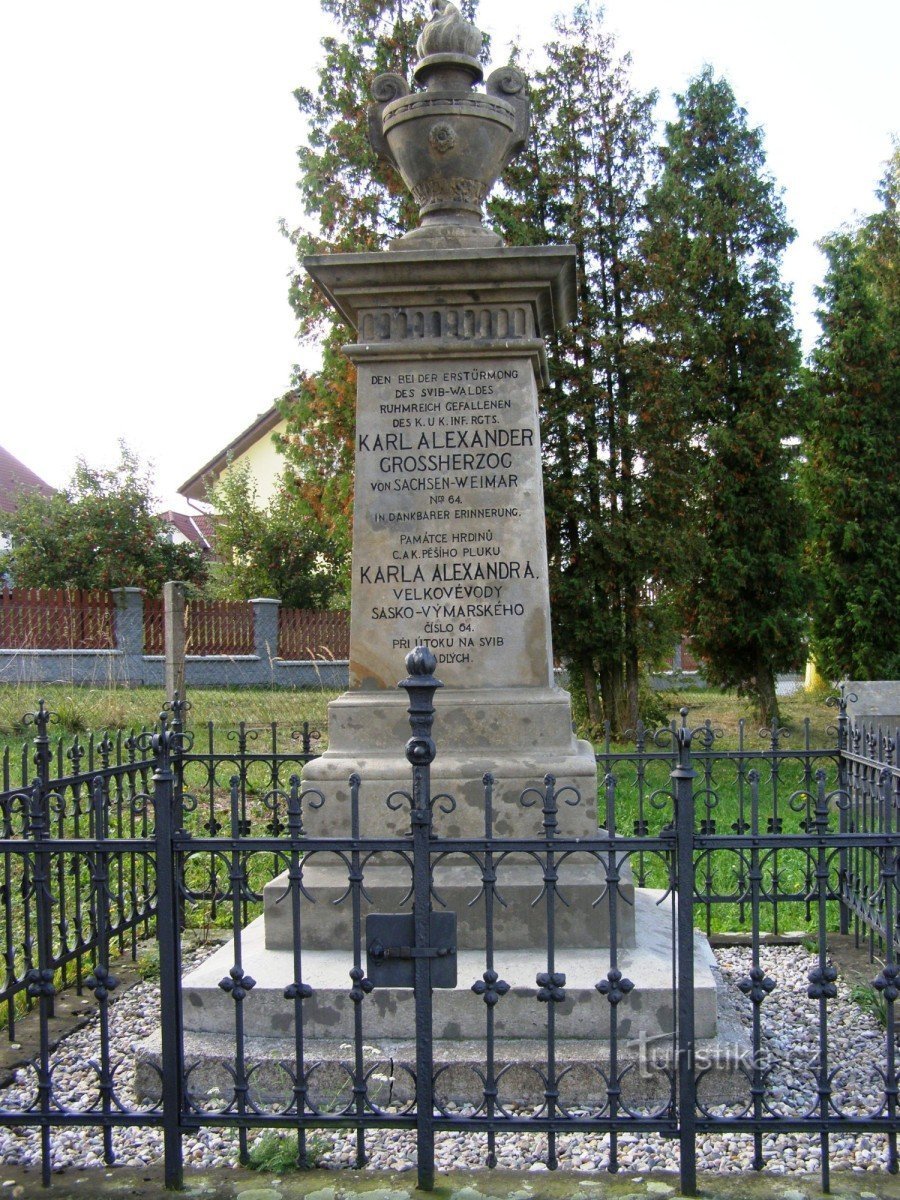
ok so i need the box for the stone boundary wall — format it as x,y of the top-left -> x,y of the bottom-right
0,589 -> 349,690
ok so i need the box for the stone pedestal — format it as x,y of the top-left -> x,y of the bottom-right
135,3 -> 743,1111
295,245 -> 612,958
301,244 -> 598,833
142,246 -> 738,1111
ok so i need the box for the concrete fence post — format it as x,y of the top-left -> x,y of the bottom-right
250,598 -> 281,674
163,581 -> 187,704
110,587 -> 145,685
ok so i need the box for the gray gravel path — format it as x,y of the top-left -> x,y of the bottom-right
0,943 -> 893,1179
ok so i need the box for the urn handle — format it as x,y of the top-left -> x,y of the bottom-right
486,66 -> 530,166
369,73 -> 410,169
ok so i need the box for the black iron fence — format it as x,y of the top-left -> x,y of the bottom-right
0,708 -> 322,1034
0,673 -> 897,1195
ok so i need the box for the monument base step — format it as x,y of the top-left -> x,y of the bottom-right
263,858 -> 636,951
301,750 -> 600,839
179,890 -> 715,1043
135,980 -> 749,1109
301,686 -> 600,840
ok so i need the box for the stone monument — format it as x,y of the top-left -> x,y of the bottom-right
143,0 -> 742,1106
300,0 -> 597,839
290,0 -> 619,951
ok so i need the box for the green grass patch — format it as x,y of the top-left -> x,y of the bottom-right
0,683 -> 341,769
247,1129 -> 328,1171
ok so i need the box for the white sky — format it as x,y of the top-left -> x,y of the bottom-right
0,1 -> 896,510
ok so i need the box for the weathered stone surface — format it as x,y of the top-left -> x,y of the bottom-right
300,245 -> 597,855
263,857 -> 636,951
347,353 -> 551,691
180,891 -> 714,1044
302,246 -> 577,357
140,895 -> 745,1108
845,680 -> 900,730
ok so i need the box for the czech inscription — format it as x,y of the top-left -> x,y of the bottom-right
349,356 -> 554,690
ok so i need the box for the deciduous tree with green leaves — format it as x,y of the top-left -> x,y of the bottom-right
204,460 -> 343,610
800,148 -> 900,681
0,444 -> 205,596
276,1 -> 480,567
492,4 -> 678,733
640,67 -> 806,724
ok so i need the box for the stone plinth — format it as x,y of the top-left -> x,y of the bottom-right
845,681 -> 900,731
181,891 -> 716,1043
302,686 -> 598,839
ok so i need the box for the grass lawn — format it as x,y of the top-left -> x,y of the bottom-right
0,679 -> 839,750
0,683 -> 341,763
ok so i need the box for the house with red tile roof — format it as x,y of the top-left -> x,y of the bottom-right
0,445 -> 55,515
159,509 -> 215,552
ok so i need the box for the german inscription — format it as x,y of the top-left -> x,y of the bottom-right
349,355 -> 554,690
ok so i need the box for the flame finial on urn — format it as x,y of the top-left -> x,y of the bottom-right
416,1 -> 481,59
369,2 -> 530,251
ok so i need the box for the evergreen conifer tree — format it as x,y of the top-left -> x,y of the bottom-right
492,4 -> 676,733
800,149 -> 900,680
640,68 -> 806,723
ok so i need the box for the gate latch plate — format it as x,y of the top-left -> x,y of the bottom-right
366,912 -> 457,988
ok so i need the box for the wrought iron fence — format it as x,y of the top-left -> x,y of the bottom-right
0,706 -> 322,1035
0,675 -> 896,1196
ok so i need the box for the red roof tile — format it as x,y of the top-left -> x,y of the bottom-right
0,445 -> 55,515
159,510 -> 216,551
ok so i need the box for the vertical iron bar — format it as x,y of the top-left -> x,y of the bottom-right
27,780 -> 55,1185
479,772 -> 499,1168
604,771 -> 621,1174
812,769 -> 833,1193
30,703 -> 55,1020
400,647 -> 442,1193
673,710 -> 697,1198
170,695 -> 187,933
152,714 -> 184,1189
348,771 -> 369,1169
285,774 -> 312,1167
88,776 -> 116,1166
635,723 -> 647,886
540,774 -> 560,1172
224,775 -> 251,1165
769,721 -> 782,937
737,719 -> 747,926
2,784 -> 15,1040
876,766 -> 898,1174
745,770 -> 766,1171
835,687 -> 851,936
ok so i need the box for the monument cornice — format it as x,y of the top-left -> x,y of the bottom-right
303,245 -> 578,341
344,338 -> 548,386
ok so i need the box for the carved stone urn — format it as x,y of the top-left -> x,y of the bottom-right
369,0 -> 529,250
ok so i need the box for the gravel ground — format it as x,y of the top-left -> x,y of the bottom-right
0,942 -> 894,1178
